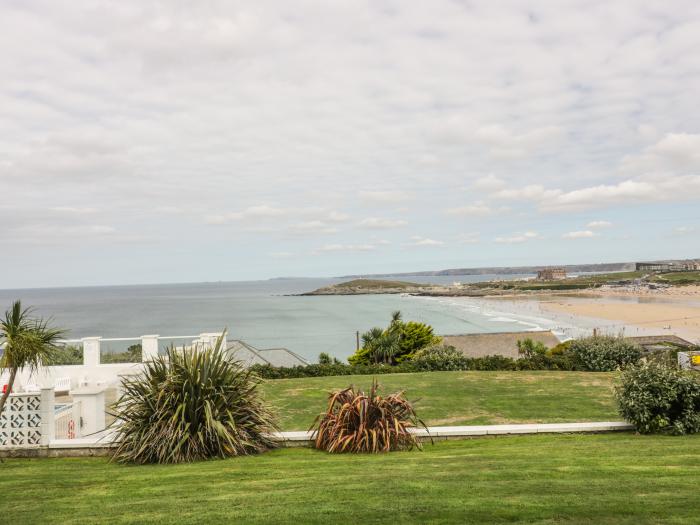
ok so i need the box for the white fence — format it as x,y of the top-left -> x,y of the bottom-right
1,388 -> 106,450
1,332 -> 226,393
0,391 -> 47,448
55,401 -> 82,440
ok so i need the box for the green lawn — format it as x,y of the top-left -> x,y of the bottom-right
261,371 -> 619,430
3,433 -> 699,524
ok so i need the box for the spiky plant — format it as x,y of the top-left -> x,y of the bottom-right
311,379 -> 428,453
111,335 -> 277,464
0,301 -> 66,414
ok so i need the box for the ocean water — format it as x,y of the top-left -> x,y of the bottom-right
0,275 -> 537,362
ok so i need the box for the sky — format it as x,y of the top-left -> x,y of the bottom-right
1,0 -> 700,289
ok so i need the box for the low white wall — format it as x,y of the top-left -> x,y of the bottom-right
1,362 -> 143,392
0,332 -> 225,392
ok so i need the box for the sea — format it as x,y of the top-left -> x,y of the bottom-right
0,275 -> 545,362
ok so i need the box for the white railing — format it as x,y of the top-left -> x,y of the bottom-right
55,401 -> 82,440
53,332 -> 227,367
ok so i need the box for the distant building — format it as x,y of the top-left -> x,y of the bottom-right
537,267 -> 567,280
636,260 -> 700,272
636,262 -> 673,272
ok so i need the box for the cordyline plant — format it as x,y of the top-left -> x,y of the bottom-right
311,379 -> 428,453
0,301 -> 66,415
111,334 -> 277,464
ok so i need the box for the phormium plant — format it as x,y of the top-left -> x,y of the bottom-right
311,379 -> 428,453
111,334 -> 277,464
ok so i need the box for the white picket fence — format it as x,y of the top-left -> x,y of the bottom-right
55,401 -> 82,440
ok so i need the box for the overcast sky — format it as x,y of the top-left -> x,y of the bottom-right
1,0 -> 699,288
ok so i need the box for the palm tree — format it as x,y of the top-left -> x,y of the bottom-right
361,326 -> 400,365
0,301 -> 66,414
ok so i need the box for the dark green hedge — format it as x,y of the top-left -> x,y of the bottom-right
250,354 -> 579,379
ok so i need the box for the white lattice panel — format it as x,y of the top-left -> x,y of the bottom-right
0,393 -> 42,447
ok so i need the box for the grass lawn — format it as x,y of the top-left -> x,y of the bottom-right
2,433 -> 699,524
261,371 -> 619,430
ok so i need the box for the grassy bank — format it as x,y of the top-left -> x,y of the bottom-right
261,371 -> 619,430
3,433 -> 699,524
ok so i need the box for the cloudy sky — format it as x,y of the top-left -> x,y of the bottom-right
2,0 -> 699,288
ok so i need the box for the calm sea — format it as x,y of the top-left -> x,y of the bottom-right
0,275 -> 535,362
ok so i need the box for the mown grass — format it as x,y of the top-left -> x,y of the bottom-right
2,433 -> 699,524
652,271 -> 700,285
261,371 -> 619,430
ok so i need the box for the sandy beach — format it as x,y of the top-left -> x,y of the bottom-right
541,299 -> 700,343
427,286 -> 700,345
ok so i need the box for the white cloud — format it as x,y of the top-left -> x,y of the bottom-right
456,232 -> 480,244
49,206 -> 99,214
622,133 -> 700,173
269,251 -> 294,259
357,217 -> 408,229
494,176 -> 700,212
405,236 -> 445,247
287,221 -> 338,235
562,230 -> 597,239
434,119 -> 562,158
359,191 -> 414,204
675,226 -> 696,235
446,202 -> 507,217
587,220 -> 612,229
494,231 -> 539,244
314,243 -> 376,253
492,185 -> 561,202
205,206 -> 350,226
3,1 -> 700,285
472,175 -> 507,191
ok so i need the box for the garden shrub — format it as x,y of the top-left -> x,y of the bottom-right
250,352 -> 579,378
47,344 -> 83,365
348,312 -> 440,365
517,338 -> 548,358
395,321 -> 442,362
311,379 -> 426,453
412,345 -> 469,371
548,340 -> 572,356
318,352 -> 341,365
568,335 -> 642,371
615,362 -> 700,434
112,335 -> 277,464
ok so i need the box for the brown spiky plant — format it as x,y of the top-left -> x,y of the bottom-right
311,379 -> 428,453
111,333 -> 277,464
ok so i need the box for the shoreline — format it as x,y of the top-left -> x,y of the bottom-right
416,287 -> 700,344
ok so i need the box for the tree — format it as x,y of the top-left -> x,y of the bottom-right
0,301 -> 66,415
348,311 -> 441,365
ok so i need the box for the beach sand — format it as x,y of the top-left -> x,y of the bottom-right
540,294 -> 700,344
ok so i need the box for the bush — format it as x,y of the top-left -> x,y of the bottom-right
615,362 -> 700,434
348,312 -> 440,365
112,336 -> 277,464
101,343 -> 142,364
395,321 -> 442,362
311,379 -> 426,453
568,335 -> 642,371
250,352 -> 578,378
548,340 -> 572,356
517,338 -> 548,358
318,352 -> 341,365
412,345 -> 468,371
48,344 -> 83,365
